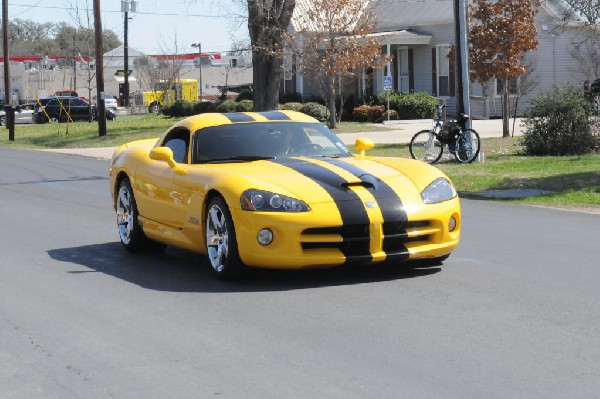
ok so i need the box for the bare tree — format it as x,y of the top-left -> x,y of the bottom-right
510,58 -> 540,136
290,0 -> 385,128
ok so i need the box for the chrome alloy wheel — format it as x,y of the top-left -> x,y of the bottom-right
206,203 -> 229,272
116,185 -> 134,245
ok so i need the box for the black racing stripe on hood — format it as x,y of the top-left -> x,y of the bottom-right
318,159 -> 409,257
223,112 -> 255,123
318,159 -> 406,221
260,111 -> 291,121
270,158 -> 372,263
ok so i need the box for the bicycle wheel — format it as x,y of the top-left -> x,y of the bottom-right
409,130 -> 443,164
454,129 -> 480,163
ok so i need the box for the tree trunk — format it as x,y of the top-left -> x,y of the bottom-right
247,0 -> 296,112
502,78 -> 510,137
327,78 -> 337,129
252,52 -> 282,111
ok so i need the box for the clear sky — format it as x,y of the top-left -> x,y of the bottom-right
7,0 -> 249,55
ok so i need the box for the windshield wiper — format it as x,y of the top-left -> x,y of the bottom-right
203,155 -> 275,163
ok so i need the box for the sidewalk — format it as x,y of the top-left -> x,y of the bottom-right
43,117 -> 523,160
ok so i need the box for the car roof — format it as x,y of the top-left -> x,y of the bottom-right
158,110 -> 321,143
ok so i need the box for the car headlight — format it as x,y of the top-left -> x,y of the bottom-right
240,189 -> 310,212
421,178 -> 457,204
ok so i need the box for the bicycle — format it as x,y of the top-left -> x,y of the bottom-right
409,105 -> 481,164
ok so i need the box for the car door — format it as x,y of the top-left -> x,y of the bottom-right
69,98 -> 88,120
134,128 -> 192,229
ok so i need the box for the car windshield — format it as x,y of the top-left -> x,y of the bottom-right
192,121 -> 351,163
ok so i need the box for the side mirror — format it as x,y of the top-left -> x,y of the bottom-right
149,147 -> 187,175
354,137 -> 374,159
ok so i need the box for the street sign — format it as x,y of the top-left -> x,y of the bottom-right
383,75 -> 393,91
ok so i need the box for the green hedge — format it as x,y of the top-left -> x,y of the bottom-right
376,91 -> 438,120
523,84 -> 599,155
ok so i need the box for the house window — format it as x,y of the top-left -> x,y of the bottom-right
398,48 -> 409,93
437,45 -> 450,97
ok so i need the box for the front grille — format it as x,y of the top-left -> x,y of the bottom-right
301,220 -> 432,257
301,224 -> 370,257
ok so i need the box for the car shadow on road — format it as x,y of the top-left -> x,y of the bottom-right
47,242 -> 442,293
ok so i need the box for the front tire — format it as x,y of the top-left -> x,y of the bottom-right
116,177 -> 150,252
454,129 -> 481,163
206,196 -> 245,279
409,130 -> 443,164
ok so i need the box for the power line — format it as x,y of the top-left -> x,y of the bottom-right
8,2 -> 232,18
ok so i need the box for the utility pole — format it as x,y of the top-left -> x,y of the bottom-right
453,0 -> 472,129
122,0 -> 137,107
93,0 -> 106,136
192,42 -> 203,100
2,0 -> 15,141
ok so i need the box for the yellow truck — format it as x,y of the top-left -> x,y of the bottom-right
143,79 -> 198,113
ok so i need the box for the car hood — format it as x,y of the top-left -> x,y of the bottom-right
209,156 -> 439,206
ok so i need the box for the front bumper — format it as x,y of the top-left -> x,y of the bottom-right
232,197 -> 460,269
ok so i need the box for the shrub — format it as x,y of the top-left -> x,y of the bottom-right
378,92 -> 438,119
192,101 -> 216,115
235,99 -> 254,112
162,100 -> 193,117
279,92 -> 303,104
383,109 -> 399,120
281,102 -> 304,112
523,84 -> 599,155
236,90 -> 254,101
352,104 -> 386,123
216,100 -> 238,113
301,102 -> 329,121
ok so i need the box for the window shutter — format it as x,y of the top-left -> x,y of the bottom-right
431,48 -> 437,96
409,49 -> 414,92
449,52 -> 455,96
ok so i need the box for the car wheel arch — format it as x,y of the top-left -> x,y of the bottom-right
114,172 -> 131,209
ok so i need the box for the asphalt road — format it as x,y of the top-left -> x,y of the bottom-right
1,148 -> 599,398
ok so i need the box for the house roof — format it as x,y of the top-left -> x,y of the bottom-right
291,0 -> 453,34
369,0 -> 454,30
367,30 -> 432,45
291,0 -> 370,32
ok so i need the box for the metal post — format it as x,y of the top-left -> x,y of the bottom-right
3,0 -> 15,141
124,7 -> 129,107
192,43 -> 203,101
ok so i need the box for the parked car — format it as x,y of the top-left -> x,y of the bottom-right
103,94 -> 118,110
33,96 -> 115,123
0,103 -> 36,125
109,110 -> 461,279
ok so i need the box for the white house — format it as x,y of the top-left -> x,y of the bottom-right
286,0 -> 598,118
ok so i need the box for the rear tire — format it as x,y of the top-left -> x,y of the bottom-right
409,130 -> 443,164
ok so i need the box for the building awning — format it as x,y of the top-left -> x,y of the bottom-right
367,30 -> 432,45
114,76 -> 137,83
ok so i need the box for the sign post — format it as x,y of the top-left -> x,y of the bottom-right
383,76 -> 393,121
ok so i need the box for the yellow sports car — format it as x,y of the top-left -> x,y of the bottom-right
109,110 -> 460,278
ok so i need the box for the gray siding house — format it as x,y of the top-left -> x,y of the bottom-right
285,0 -> 598,118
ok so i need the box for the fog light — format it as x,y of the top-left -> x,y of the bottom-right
257,228 -> 274,245
448,216 -> 457,232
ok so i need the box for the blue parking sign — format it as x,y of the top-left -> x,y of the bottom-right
383,76 -> 393,91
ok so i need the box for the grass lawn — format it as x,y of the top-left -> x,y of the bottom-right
2,114 -> 599,212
